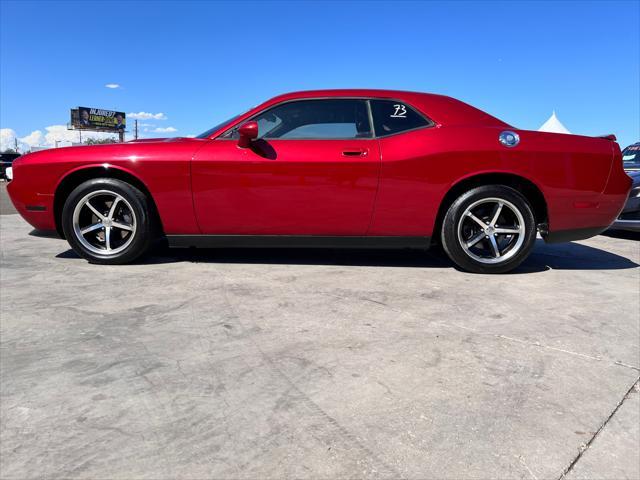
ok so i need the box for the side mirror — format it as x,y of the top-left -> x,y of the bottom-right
238,121 -> 259,148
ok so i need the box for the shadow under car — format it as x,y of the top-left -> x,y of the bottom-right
55,239 -> 639,273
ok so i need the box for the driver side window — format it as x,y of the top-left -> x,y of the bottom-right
228,99 -> 372,140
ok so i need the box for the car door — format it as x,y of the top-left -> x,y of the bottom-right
366,98 -> 438,236
192,99 -> 380,235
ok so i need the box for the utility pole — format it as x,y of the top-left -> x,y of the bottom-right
14,137 -> 18,153
134,119 -> 138,140
79,130 -> 82,144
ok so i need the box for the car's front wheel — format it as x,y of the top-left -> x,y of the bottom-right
61,178 -> 155,264
441,185 -> 537,273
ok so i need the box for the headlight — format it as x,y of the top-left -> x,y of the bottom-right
631,186 -> 640,198
5,166 -> 12,181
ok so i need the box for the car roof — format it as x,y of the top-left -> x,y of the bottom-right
261,89 -> 510,128
271,88 -> 445,101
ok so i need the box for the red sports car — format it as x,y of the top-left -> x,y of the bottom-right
6,90 -> 631,273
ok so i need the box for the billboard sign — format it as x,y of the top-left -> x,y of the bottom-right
71,107 -> 126,131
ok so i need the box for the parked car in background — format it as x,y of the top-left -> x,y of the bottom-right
0,152 -> 21,180
6,90 -> 633,273
621,142 -> 640,172
610,170 -> 640,232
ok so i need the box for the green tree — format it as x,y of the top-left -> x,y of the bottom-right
1,148 -> 18,154
85,138 -> 117,145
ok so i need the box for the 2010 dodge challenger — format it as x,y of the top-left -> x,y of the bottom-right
6,90 -> 632,273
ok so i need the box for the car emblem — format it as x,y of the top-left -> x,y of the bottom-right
499,131 -> 520,148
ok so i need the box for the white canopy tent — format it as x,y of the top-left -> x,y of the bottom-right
538,111 -> 571,134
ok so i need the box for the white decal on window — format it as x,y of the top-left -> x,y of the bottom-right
391,104 -> 407,118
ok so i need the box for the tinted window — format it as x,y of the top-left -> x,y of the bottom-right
622,144 -> 640,170
233,99 -> 372,140
370,100 -> 431,136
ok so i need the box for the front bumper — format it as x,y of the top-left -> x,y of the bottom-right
6,178 -> 57,231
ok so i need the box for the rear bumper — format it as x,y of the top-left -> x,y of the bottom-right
610,219 -> 640,232
543,226 -> 610,243
546,160 -> 632,242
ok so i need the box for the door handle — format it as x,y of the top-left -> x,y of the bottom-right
342,149 -> 368,157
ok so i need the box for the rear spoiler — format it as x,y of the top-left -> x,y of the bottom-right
597,134 -> 617,141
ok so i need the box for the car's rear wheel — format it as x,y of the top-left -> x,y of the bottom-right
441,185 -> 537,273
61,178 -> 154,264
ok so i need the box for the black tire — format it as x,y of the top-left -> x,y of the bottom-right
61,178 -> 155,264
440,185 -> 537,274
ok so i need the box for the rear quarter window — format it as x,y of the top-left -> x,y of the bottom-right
370,99 -> 432,137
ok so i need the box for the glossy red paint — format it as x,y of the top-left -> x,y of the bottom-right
237,121 -> 259,148
7,89 -> 632,243
8,138 -> 205,233
192,138 -> 379,234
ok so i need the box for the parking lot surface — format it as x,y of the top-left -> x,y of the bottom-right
0,182 -> 16,215
1,207 -> 639,479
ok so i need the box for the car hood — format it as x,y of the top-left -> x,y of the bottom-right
14,137 -> 208,166
126,137 -> 194,143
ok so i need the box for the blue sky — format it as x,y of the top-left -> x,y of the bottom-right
1,0 -> 638,148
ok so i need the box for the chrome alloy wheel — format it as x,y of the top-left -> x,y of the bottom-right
72,190 -> 137,255
457,197 -> 526,264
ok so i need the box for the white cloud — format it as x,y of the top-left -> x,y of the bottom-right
128,111 -> 167,120
19,130 -> 45,147
43,125 -> 117,145
0,128 -> 45,152
1,128 -> 19,151
2,125 -> 118,152
152,126 -> 177,133
105,83 -> 121,89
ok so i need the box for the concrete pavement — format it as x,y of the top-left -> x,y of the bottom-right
1,213 -> 638,479
0,182 -> 17,215
565,382 -> 639,480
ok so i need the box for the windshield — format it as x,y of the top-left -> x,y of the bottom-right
622,144 -> 640,170
196,114 -> 241,139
